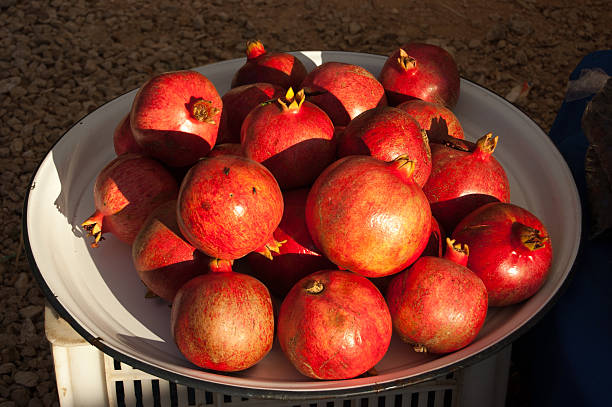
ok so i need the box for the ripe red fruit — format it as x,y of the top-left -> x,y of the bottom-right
177,155 -> 284,261
277,270 -> 392,379
113,114 -> 143,156
386,238 -> 488,354
207,143 -> 244,158
217,82 -> 285,144
300,62 -> 387,126
396,99 -> 464,141
171,272 -> 274,371
241,88 -> 335,189
423,132 -> 510,232
452,202 -> 553,306
231,40 -> 307,89
337,106 -> 432,187
131,200 -> 212,302
379,43 -> 460,108
246,188 -> 336,298
82,154 -> 178,247
306,155 -> 431,278
130,70 -> 223,167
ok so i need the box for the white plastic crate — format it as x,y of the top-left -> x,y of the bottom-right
44,303 -> 511,407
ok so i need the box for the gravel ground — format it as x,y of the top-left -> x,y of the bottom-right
1,0 -> 610,406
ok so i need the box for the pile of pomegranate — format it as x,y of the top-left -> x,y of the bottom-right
83,40 -> 553,379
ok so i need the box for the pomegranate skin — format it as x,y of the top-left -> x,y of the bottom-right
207,143 -> 244,158
177,155 -> 283,260
386,251 -> 488,354
306,156 -> 432,277
241,90 -> 335,189
217,82 -> 285,144
246,188 -> 336,298
171,272 -> 274,371
278,270 -> 392,379
113,114 -> 143,155
379,43 -> 460,108
300,62 -> 387,126
422,216 -> 445,258
82,154 -> 179,246
337,106 -> 432,187
423,133 -> 510,232
452,202 -> 553,306
231,40 -> 307,89
131,70 -> 223,167
396,99 -> 464,141
132,200 -> 210,302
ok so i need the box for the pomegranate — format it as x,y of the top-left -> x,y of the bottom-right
207,143 -> 244,158
132,200 -> 213,302
177,155 -> 284,261
113,113 -> 143,156
246,188 -> 336,298
231,40 -> 307,89
217,82 -> 285,144
379,43 -> 460,108
300,62 -> 387,126
306,155 -> 431,278
386,238 -> 488,354
452,202 -> 553,306
241,88 -> 336,189
423,132 -> 510,232
277,270 -> 392,379
130,70 -> 223,167
171,272 -> 274,371
422,216 -> 445,257
396,99 -> 464,141
336,106 -> 432,187
82,154 -> 178,247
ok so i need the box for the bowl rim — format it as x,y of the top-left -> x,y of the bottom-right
23,50 -> 582,400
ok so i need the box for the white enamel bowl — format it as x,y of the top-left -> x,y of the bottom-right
24,51 -> 580,399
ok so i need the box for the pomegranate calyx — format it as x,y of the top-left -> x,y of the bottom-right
82,211 -> 104,248
277,88 -> 305,112
190,98 -> 220,124
398,48 -> 417,71
254,238 -> 287,260
413,344 -> 428,353
209,258 -> 234,273
474,133 -> 498,159
444,238 -> 469,266
516,223 -> 549,251
388,155 -> 416,182
305,279 -> 325,295
246,39 -> 266,59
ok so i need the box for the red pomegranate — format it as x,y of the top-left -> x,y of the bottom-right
171,272 -> 274,371
132,200 -> 213,302
277,270 -> 392,379
396,99 -> 464,141
130,70 -> 223,167
306,155 -> 431,278
177,155 -> 284,261
336,106 -> 432,187
246,188 -> 336,298
207,143 -> 244,158
379,43 -> 460,108
300,62 -> 387,126
241,88 -> 336,189
231,40 -> 307,89
423,132 -> 510,232
452,202 -> 553,306
82,154 -> 178,247
113,114 -> 143,156
217,82 -> 285,144
386,238 -> 488,354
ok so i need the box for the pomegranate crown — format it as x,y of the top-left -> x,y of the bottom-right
246,40 -> 266,59
444,238 -> 469,266
277,87 -> 305,112
397,48 -> 417,71
474,132 -> 498,158
388,155 -> 416,183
